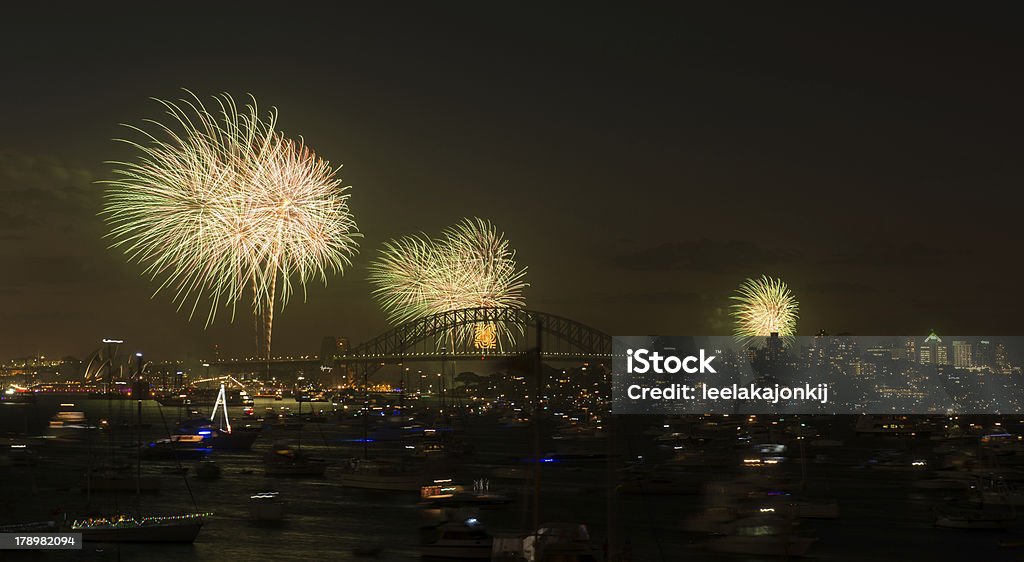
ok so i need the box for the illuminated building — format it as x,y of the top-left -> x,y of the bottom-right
995,343 -> 1010,374
952,340 -> 973,369
975,340 -> 995,369
919,330 -> 948,365
903,337 -> 916,363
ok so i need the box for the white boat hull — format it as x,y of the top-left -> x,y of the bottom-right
78,522 -> 203,543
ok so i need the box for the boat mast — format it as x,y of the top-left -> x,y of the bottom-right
362,364 -> 369,459
211,384 -> 231,433
135,352 -> 143,514
532,318 -> 542,532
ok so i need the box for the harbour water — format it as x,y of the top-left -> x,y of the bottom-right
2,397 -> 1022,560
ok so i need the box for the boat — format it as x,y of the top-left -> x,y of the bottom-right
855,415 -> 930,436
521,522 -> 604,562
0,387 -> 36,403
48,405 -> 96,438
971,476 -> 1024,506
409,440 -> 449,458
263,444 -> 328,477
69,513 -> 207,542
141,434 -> 211,460
71,371 -> 210,542
249,491 -> 286,522
617,471 -> 700,495
420,479 -> 510,509
419,517 -> 493,559
176,417 -> 262,450
1,442 -> 37,466
706,516 -> 815,557
339,458 -> 422,491
864,454 -> 929,473
175,384 -> 262,450
1,520 -> 56,535
49,409 -> 89,428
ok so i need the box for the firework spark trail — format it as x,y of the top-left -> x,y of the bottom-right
368,218 -> 528,349
730,275 -> 799,346
102,91 -> 360,358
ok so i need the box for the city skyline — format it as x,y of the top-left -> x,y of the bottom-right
3,5 -> 1024,359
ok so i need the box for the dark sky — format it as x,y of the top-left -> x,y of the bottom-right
2,4 -> 1022,360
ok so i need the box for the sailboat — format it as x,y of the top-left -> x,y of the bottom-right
71,350 -> 210,543
262,394 -> 328,476
338,367 -> 424,491
175,384 -> 262,450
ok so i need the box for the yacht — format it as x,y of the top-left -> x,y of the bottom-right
855,415 -> 930,436
69,513 -> 207,543
176,417 -> 262,450
141,434 -> 211,460
521,523 -> 604,562
617,473 -> 700,495
339,458 -> 422,491
971,476 -> 1024,506
419,479 -> 510,509
263,444 -> 328,477
48,405 -> 96,438
419,517 -> 493,559
0,442 -> 37,467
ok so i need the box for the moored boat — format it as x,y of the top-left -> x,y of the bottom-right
69,513 -> 208,543
263,444 -> 327,477
339,458 -> 423,491
420,517 -> 493,559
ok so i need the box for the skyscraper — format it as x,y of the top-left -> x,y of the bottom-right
952,340 -> 973,368
975,340 -> 995,369
904,337 -> 917,363
920,330 -> 948,365
995,343 -> 1010,374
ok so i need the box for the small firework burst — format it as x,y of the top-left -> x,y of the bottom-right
730,275 -> 799,346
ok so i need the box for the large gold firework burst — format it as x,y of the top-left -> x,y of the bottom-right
102,91 -> 360,359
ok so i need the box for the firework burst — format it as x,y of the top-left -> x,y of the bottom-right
102,91 -> 360,358
730,275 -> 799,346
368,218 -> 528,349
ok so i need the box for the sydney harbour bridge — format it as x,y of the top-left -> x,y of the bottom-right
37,307 -> 612,394
205,307 -> 613,383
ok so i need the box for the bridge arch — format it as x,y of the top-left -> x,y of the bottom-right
336,307 -> 611,372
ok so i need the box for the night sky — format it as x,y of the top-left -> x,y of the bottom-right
2,4 -> 1022,360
